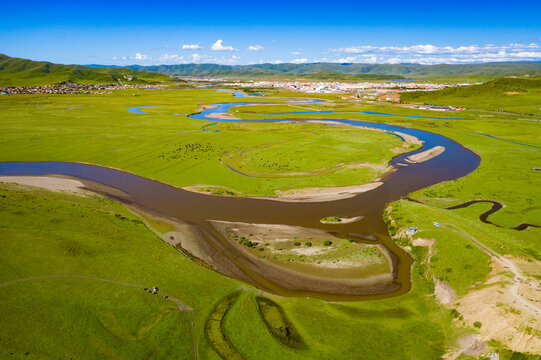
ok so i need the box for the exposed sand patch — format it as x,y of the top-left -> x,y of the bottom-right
206,112 -> 240,120
266,181 -> 384,202
434,279 -> 456,305
411,238 -> 435,247
406,146 -> 445,163
504,92 -> 521,96
199,104 -> 218,110
454,258 -> 541,354
394,131 -> 423,145
444,334 -> 488,359
305,120 -> 348,126
0,175 -> 86,194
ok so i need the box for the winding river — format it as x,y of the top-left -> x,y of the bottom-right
0,90 -> 481,301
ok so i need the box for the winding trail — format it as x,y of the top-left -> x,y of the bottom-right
0,274 -> 192,311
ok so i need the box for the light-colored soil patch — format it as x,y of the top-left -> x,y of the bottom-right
444,334 -> 488,359
205,112 -> 240,120
0,175 -> 87,194
406,146 -> 445,163
454,258 -> 541,354
267,181 -> 384,202
394,131 -> 423,145
504,92 -> 521,96
210,221 -> 392,279
434,279 -> 456,305
305,120 -> 348,126
199,104 -> 218,110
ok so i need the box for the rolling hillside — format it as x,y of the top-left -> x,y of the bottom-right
0,54 -> 174,87
125,61 -> 541,78
400,77 -> 541,114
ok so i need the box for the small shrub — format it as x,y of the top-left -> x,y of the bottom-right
294,241 -> 301,246
305,242 -> 312,247
473,321 -> 482,328
323,240 -> 332,246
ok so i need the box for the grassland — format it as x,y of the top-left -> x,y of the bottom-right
0,54 -> 173,86
1,84 -> 540,358
400,78 -> 541,115
0,182 -> 475,359
0,89 -> 408,195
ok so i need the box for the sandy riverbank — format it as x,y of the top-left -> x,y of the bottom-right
406,145 -> 445,163
0,175 -> 87,193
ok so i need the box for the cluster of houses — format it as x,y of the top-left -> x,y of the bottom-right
0,82 -> 162,95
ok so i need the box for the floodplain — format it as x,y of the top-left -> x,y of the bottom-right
0,83 -> 540,359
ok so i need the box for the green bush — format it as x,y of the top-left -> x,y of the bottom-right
473,321 -> 482,328
321,216 -> 342,223
293,241 -> 301,246
305,242 -> 312,247
323,240 -> 332,246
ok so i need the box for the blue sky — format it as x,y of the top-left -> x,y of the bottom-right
2,0 -> 541,65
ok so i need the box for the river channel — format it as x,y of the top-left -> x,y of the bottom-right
0,90 -> 481,301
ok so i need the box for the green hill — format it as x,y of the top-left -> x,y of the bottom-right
207,70 -> 405,80
0,54 -> 174,87
400,77 -> 541,114
126,61 -> 541,79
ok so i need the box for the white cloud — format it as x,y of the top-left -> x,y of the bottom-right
336,56 -> 357,63
291,58 -> 308,64
112,56 -> 118,60
211,39 -> 237,51
328,43 -> 541,64
182,44 -> 202,50
189,53 -> 240,65
134,52 -> 149,60
291,51 -> 301,55
248,45 -> 264,51
159,53 -> 184,62
191,53 -> 207,62
121,56 -> 127,61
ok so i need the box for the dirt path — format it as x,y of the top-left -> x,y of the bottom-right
440,223 -> 540,318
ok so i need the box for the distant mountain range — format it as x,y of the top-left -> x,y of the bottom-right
118,61 -> 541,79
0,54 -> 174,87
2,53 -> 541,86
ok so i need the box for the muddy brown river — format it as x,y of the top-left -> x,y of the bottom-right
0,93 -> 481,301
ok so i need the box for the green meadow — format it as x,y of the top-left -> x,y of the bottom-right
400,77 -> 541,115
0,89 -> 410,195
0,85 -> 539,359
0,182 -> 466,360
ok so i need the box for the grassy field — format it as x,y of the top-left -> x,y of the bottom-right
1,85 -> 540,358
0,54 -> 173,86
0,183 -> 471,359
400,78 -> 541,115
0,89 -> 409,195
